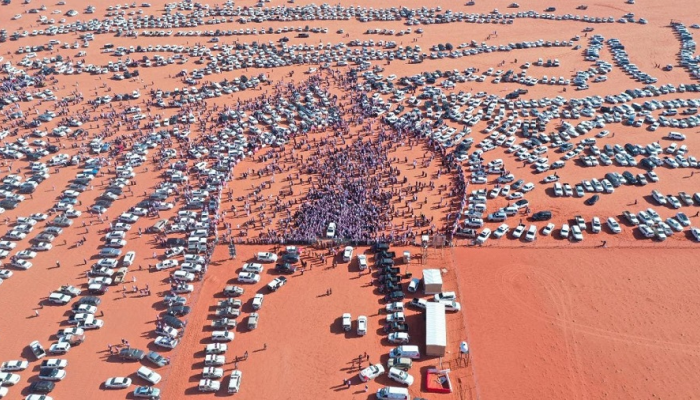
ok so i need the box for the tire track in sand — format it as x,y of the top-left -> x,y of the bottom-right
498,265 -> 700,356
500,264 -> 588,400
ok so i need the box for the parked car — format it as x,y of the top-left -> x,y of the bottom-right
359,364 -> 385,382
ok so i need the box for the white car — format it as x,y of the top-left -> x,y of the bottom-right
476,228 -> 491,245
252,293 -> 264,310
204,355 -> 225,366
607,217 -> 622,233
199,379 -> 220,392
48,342 -> 71,355
571,225 -> 584,241
202,367 -> 224,379
542,223 -> 555,236
388,367 -> 414,386
439,300 -> 462,312
105,231 -> 126,240
359,364 -> 385,382
105,377 -> 132,389
357,254 -> 368,270
0,241 -> 16,250
0,360 -> 28,372
172,270 -> 195,282
524,225 -> 537,242
137,366 -> 161,385
387,332 -> 410,344
10,259 -> 32,270
0,372 -> 21,386
357,315 -> 367,336
492,224 -> 509,238
511,224 -> 526,239
211,331 -> 234,342
0,270 -> 10,280
434,292 -> 457,302
154,336 -> 179,349
30,213 -> 48,221
591,217 -> 602,233
16,250 -> 37,259
255,252 -> 277,263
65,209 -> 82,218
205,343 -> 227,355
241,263 -> 264,273
119,213 -> 139,223
326,222 -> 337,238
40,359 -> 68,369
237,272 -> 260,283
155,260 -> 179,270
560,224 -> 570,239
107,239 -> 127,248
30,242 -> 52,251
71,304 -> 97,315
385,302 -> 404,313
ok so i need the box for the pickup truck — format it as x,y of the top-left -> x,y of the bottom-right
379,282 -> 401,293
215,307 -> 240,318
378,274 -> 400,284
376,250 -> 396,259
30,341 -> 47,359
384,322 -> 409,333
454,228 -> 477,238
217,299 -> 242,309
211,318 -> 237,329
267,276 -> 287,292
381,266 -> 400,275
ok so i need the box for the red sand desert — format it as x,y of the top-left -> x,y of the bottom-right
0,0 -> 698,399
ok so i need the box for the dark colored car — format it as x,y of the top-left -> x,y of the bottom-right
166,305 -> 191,317
275,263 -> 297,274
75,296 -> 102,307
384,322 -> 409,333
585,195 -> 600,206
373,242 -> 390,252
161,315 -> 185,329
165,238 -> 186,248
381,266 -> 400,275
29,381 -> 55,393
0,200 -> 18,209
531,211 -> 552,221
604,173 -> 622,188
384,291 -> 405,301
119,348 -> 145,361
146,351 -> 170,367
379,274 -> 400,284
622,171 -> 638,185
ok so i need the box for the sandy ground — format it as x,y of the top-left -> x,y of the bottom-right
455,247 -> 700,400
0,0 -> 698,399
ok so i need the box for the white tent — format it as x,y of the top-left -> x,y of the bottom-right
422,269 -> 443,295
426,302 -> 447,357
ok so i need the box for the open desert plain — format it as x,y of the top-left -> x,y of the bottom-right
0,0 -> 698,399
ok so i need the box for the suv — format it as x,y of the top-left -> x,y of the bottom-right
137,366 -> 161,385
531,211 -> 552,221
387,357 -> 413,371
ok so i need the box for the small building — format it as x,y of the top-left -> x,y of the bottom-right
425,302 -> 447,357
422,269 -> 443,295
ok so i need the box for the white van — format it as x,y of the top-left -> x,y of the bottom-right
342,246 -> 354,262
388,345 -> 420,360
357,316 -> 367,336
376,386 -> 410,400
228,370 -> 242,394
